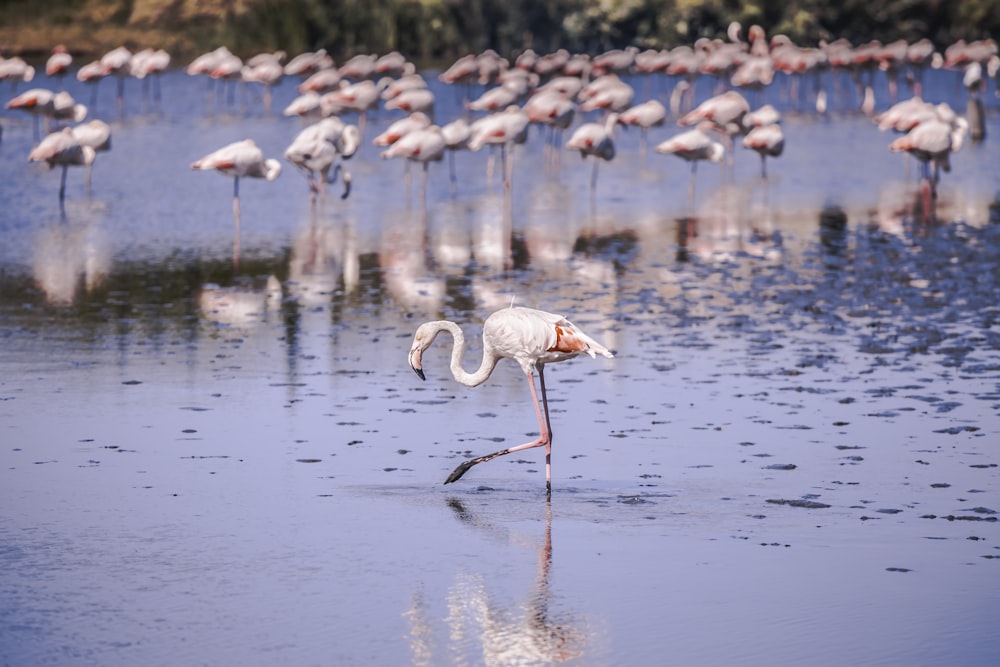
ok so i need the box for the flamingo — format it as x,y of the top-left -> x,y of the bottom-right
523,90 -> 576,168
408,305 -> 613,493
655,125 -> 725,209
28,127 -> 95,209
742,123 -> 784,179
283,49 -> 334,77
130,48 -> 171,103
441,117 -> 471,188
384,87 -> 436,115
45,45 -> 73,85
380,125 -> 446,205
6,88 -> 85,139
618,99 -> 666,157
565,112 -> 619,196
70,119 -> 112,192
284,118 -> 361,200
191,139 -> 282,267
0,56 -> 35,92
889,108 -> 968,194
372,111 -> 432,147
99,46 -> 132,113
380,73 -> 427,101
241,53 -> 284,113
468,105 -> 530,190
298,67 -> 343,94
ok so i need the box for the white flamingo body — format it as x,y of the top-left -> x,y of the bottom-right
285,118 -> 360,198
385,87 -> 436,114
566,113 -> 619,193
655,126 -> 725,208
46,46 -> 73,78
28,127 -> 96,205
298,68 -> 343,94
283,50 -> 334,77
373,111 -> 432,146
742,123 -> 784,178
408,306 -> 613,491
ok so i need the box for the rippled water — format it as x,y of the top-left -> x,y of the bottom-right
1,65 -> 999,666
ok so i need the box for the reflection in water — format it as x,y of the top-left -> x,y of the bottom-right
32,210 -> 111,306
288,202 -> 360,302
406,499 -> 587,666
197,275 -> 282,328
672,184 -> 784,263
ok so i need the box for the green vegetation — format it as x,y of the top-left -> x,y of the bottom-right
1,0 -> 997,62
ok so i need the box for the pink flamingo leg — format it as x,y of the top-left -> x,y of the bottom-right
444,366 -> 553,490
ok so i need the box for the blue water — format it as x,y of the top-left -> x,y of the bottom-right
1,61 -> 999,666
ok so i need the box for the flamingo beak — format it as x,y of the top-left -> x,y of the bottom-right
408,348 -> 425,380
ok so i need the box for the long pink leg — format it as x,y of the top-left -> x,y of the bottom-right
444,366 -> 553,489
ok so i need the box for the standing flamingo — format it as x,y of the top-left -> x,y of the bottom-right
468,105 -> 531,190
191,139 -> 282,267
45,46 -> 73,86
380,125 -> 446,206
566,112 -> 619,196
618,99 -> 667,158
28,127 -> 95,210
655,125 -> 725,210
408,305 -> 613,493
742,123 -> 784,179
285,118 -> 361,200
70,119 -> 112,192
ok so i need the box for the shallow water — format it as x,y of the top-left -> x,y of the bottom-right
1,66 -> 999,666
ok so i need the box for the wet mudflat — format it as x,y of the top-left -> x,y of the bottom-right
1,67 -> 999,666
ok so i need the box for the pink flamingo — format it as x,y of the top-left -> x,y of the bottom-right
28,127 -> 95,209
408,305 -> 613,493
742,123 -> 784,179
283,49 -> 334,78
70,119 -> 111,191
655,125 -> 725,209
468,105 -> 531,190
619,99 -> 666,157
372,111 -> 432,147
45,45 -> 73,85
524,90 -> 576,168
385,87 -> 436,115
284,118 -> 361,200
380,125 -> 446,206
191,139 -> 282,267
130,48 -> 171,103
566,112 -> 619,196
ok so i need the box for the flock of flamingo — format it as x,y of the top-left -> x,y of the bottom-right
3,29 -> 996,488
2,26 -> 996,216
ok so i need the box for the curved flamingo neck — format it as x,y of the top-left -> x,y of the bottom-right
431,320 -> 500,387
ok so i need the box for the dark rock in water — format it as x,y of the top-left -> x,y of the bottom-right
766,498 -> 831,509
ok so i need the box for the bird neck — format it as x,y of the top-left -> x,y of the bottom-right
434,320 -> 500,387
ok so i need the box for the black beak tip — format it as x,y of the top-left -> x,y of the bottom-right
412,366 -> 425,381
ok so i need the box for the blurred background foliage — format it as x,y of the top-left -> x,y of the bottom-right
1,0 -> 998,63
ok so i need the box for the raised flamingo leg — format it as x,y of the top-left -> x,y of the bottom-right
444,367 -> 552,488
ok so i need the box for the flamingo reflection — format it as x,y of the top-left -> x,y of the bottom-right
32,216 -> 110,306
405,499 -> 586,666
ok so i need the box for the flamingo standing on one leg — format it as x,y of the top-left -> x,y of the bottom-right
655,125 -> 725,211
191,139 -> 282,267
380,125 -> 446,207
742,123 -> 784,180
408,305 -> 614,494
566,112 -> 620,197
28,127 -> 96,211
70,119 -> 111,192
